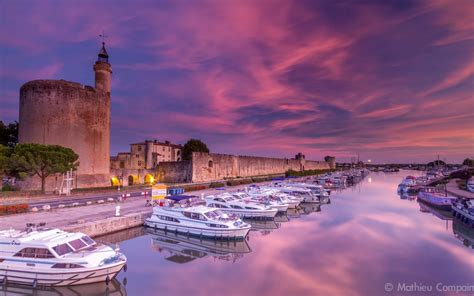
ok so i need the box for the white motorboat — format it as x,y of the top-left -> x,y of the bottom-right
270,185 -> 321,203
144,195 -> 251,240
205,194 -> 278,219
467,177 -> 474,193
283,182 -> 330,197
234,190 -> 295,210
0,224 -> 127,287
397,176 -> 418,193
452,199 -> 474,227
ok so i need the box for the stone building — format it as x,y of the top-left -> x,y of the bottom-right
110,140 -> 182,170
17,43 -> 112,190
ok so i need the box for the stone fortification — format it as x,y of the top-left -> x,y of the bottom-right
18,79 -> 111,189
189,152 -> 331,183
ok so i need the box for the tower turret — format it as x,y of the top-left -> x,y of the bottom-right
93,42 -> 112,93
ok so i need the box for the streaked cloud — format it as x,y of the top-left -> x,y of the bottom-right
0,0 -> 472,163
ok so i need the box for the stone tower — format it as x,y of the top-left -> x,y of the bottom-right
93,42 -> 112,93
18,43 -> 112,190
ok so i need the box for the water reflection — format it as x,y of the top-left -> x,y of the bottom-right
245,219 -> 280,232
146,228 -> 251,264
453,218 -> 474,249
298,202 -> 321,215
12,171 -> 474,296
1,279 -> 126,296
418,201 -> 453,221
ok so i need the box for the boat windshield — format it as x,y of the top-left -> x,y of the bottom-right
81,235 -> 95,246
53,243 -> 74,256
68,238 -> 88,251
205,210 -> 223,220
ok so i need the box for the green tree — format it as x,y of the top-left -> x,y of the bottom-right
462,158 -> 474,167
0,144 -> 12,175
182,139 -> 209,160
0,121 -> 19,147
9,144 -> 79,193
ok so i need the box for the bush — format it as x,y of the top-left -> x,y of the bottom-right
226,179 -> 252,186
285,169 -> 335,177
209,182 -> 225,188
183,185 -> 208,192
1,183 -> 18,192
0,203 -> 29,215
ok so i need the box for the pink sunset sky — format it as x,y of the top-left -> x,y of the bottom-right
0,0 -> 472,163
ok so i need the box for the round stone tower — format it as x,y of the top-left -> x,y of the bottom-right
18,43 -> 112,190
93,42 -> 112,93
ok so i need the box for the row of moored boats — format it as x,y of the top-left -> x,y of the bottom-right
0,169 -> 368,288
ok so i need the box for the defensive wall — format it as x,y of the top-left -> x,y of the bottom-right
111,152 -> 333,185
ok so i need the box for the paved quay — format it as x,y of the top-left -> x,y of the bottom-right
446,179 -> 474,199
0,197 -> 151,235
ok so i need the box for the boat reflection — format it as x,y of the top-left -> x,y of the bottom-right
453,219 -> 474,249
398,192 -> 417,200
286,208 -> 301,218
274,213 -> 289,223
245,219 -> 280,236
0,279 -> 126,296
418,201 -> 453,221
298,203 -> 321,215
146,228 -> 251,264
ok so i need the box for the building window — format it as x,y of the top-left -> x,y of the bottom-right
136,154 -> 139,158
162,147 -> 165,151
120,161 -> 125,168
138,160 -> 141,166
138,145 -> 142,151
208,160 -> 213,168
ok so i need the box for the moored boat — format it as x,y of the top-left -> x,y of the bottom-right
0,224 -> 127,287
417,187 -> 456,210
144,196 -> 251,240
205,194 -> 279,218
452,199 -> 474,227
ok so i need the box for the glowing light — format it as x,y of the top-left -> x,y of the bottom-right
368,177 -> 372,183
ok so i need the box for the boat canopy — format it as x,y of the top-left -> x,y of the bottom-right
166,195 -> 197,202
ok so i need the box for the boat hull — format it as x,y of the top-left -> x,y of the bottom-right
303,195 -> 320,203
219,208 -> 278,219
0,260 -> 126,287
417,192 -> 453,210
144,218 -> 251,239
452,203 -> 474,227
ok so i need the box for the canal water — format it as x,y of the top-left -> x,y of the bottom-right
4,171 -> 473,296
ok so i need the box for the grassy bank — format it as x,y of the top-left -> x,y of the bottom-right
285,169 -> 336,177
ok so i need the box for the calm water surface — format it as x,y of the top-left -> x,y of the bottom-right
6,171 -> 474,296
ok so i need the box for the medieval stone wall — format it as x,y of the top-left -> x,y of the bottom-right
109,153 -> 333,185
190,152 -> 331,183
156,161 -> 191,183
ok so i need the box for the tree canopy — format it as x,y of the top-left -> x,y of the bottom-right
182,138 -> 209,160
427,160 -> 446,167
462,158 -> 474,167
9,143 -> 79,193
0,121 -> 19,147
0,144 -> 12,175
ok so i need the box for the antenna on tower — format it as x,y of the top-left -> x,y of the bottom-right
99,31 -> 108,45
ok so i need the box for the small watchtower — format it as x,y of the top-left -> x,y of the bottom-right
93,42 -> 112,94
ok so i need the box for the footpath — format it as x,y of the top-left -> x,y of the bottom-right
446,179 -> 474,199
